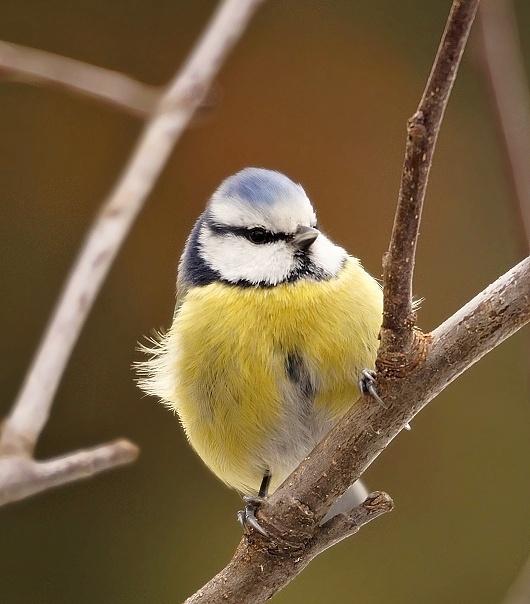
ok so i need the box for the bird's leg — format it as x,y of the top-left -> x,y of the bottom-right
359,369 -> 411,430
237,472 -> 271,537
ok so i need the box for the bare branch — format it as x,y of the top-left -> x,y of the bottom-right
0,0 -> 264,480
380,0 -> 480,356
476,0 -> 530,252
0,40 -> 160,117
0,439 -> 139,506
427,256 -> 529,382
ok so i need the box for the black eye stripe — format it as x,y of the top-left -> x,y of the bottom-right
208,223 -> 292,244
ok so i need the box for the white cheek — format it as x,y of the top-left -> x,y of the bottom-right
310,235 -> 348,275
199,232 -> 295,285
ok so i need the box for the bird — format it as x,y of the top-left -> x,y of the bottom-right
137,167 -> 383,535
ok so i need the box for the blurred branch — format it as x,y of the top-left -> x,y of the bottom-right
0,440 -> 139,506
476,0 -> 530,253
0,40 -> 160,117
476,3 -> 530,602
380,0 -> 480,356
503,555 -> 530,604
0,0 -> 264,499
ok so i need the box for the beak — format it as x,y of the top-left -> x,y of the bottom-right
292,225 -> 319,250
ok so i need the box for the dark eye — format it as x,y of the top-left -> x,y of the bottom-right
247,228 -> 268,244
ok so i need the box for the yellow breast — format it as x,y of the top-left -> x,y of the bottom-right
153,257 -> 382,494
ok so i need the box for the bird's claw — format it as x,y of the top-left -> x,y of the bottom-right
358,369 -> 386,407
237,496 -> 268,537
358,369 -> 411,430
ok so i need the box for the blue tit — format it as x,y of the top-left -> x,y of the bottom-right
137,167 -> 383,533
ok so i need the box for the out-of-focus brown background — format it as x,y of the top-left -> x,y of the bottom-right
1,1 -> 529,603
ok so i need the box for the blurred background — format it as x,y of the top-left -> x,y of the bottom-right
1,1 -> 529,602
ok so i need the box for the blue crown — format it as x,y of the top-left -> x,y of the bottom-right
217,168 -> 300,206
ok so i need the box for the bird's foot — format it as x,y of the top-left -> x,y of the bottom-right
358,369 -> 386,407
237,495 -> 268,537
358,369 -> 411,430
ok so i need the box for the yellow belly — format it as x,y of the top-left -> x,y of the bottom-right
156,257 -> 382,494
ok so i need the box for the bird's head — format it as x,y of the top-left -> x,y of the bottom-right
181,168 -> 347,287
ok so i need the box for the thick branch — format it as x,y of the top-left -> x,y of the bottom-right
0,0 -> 264,459
0,40 -> 159,117
381,0 -> 480,355
0,439 -> 139,506
476,0 -> 530,253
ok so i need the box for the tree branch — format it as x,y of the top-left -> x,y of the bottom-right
0,40 -> 160,117
0,440 -> 139,506
0,0 -> 264,499
380,0 -> 480,355
476,0 -> 530,253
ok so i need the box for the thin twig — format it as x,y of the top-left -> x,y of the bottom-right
0,40 -> 160,117
476,0 -> 530,252
0,0 -> 264,491
0,440 -> 139,506
380,0 -> 480,357
314,491 -> 394,553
